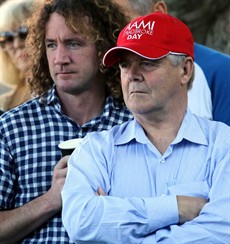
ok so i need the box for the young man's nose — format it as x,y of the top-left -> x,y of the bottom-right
54,45 -> 71,65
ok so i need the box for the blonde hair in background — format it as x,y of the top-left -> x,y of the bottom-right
0,0 -> 38,87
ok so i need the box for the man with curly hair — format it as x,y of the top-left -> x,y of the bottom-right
0,0 -> 132,242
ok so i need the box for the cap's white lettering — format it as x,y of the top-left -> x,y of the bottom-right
127,34 -> 143,40
126,20 -> 155,31
123,20 -> 155,39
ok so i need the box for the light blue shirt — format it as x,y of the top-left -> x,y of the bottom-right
62,109 -> 230,244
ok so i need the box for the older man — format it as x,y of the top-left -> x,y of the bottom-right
62,13 -> 230,243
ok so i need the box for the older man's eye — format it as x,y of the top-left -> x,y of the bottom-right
141,60 -> 161,71
141,61 -> 154,67
119,61 -> 129,69
141,61 -> 153,70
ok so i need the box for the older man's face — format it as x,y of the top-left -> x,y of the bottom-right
118,51 -> 188,117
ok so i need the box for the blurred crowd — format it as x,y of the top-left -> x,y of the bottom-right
0,0 -> 34,111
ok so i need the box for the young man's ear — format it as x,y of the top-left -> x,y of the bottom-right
151,1 -> 167,14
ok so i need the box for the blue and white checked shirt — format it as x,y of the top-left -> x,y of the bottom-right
0,87 -> 133,243
62,109 -> 230,244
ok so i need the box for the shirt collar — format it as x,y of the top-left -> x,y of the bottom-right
38,86 -> 126,123
39,86 -> 59,105
83,95 -> 122,126
172,108 -> 208,146
115,108 -> 208,146
114,119 -> 146,145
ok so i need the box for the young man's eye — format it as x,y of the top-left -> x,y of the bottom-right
67,41 -> 81,48
46,42 -> 56,49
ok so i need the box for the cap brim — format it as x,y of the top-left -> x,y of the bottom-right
103,44 -> 170,67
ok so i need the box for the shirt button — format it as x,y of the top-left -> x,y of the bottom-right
160,159 -> 165,164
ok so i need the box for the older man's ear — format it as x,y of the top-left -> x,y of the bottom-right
152,1 -> 168,14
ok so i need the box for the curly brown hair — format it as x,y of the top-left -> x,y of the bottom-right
26,0 -> 129,102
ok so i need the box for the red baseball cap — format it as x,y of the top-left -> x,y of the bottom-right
103,12 -> 194,67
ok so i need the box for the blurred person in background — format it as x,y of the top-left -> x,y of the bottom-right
0,0 -> 132,242
164,0 -> 230,54
0,0 -> 38,112
114,0 -> 230,126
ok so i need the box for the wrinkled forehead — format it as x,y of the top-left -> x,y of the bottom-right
45,12 -> 94,42
59,14 -> 93,38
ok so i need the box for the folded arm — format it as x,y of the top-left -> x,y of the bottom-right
62,159 -> 207,243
